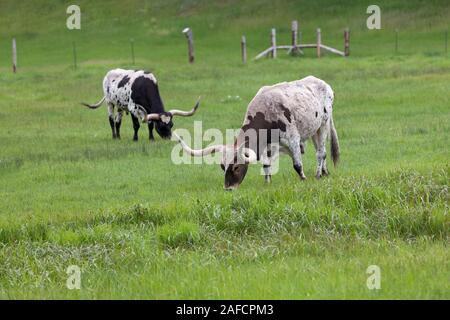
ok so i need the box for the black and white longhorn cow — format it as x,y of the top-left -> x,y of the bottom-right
174,76 -> 340,190
82,69 -> 200,140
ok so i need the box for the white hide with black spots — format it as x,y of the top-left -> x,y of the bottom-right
103,68 -> 157,120
245,76 -> 333,140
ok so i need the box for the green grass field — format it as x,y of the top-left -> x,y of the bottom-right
0,0 -> 448,299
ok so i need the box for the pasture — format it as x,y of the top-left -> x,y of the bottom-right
0,0 -> 448,299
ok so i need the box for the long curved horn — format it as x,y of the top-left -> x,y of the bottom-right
145,113 -> 161,122
173,132 -> 224,156
169,97 -> 201,117
238,143 -> 258,164
135,105 -> 161,123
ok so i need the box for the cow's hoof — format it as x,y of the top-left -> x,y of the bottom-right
133,138 -> 138,142
315,173 -> 321,179
300,175 -> 307,180
265,176 -> 272,183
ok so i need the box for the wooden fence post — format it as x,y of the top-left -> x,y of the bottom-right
130,38 -> 135,65
241,35 -> 247,63
291,20 -> 301,56
291,20 -> 298,47
316,28 -> 321,58
344,28 -> 350,57
72,41 -> 77,70
12,38 -> 17,73
270,28 -> 277,58
182,27 -> 195,63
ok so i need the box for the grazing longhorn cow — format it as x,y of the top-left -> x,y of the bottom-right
82,69 -> 200,140
174,76 -> 340,190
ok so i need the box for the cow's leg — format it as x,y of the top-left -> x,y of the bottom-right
261,147 -> 272,183
321,154 -> 329,176
115,110 -> 123,140
261,143 -> 283,183
312,127 -> 328,179
148,121 -> 155,141
128,102 -> 146,141
263,165 -> 272,183
286,133 -> 306,180
131,114 -> 140,141
107,103 -> 117,139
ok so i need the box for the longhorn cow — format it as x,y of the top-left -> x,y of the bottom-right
82,69 -> 200,140
174,76 -> 340,190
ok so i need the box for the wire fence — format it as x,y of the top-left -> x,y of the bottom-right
1,28 -> 449,73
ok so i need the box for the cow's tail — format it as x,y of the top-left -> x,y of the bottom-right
330,115 -> 340,166
81,96 -> 105,109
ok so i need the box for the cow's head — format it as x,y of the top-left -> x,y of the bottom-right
138,98 -> 201,139
173,133 -> 257,190
153,112 -> 174,139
